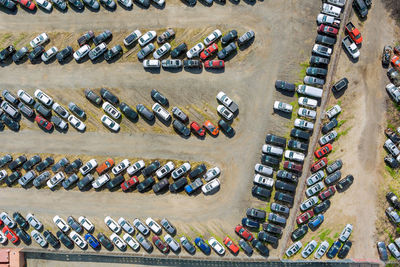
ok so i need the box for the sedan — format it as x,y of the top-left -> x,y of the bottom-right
312,44 -> 332,57
69,231 -> 87,249
203,120 -> 219,136
3,226 -> 18,244
238,30 -> 255,46
35,115 -> 53,131
93,30 -> 112,46
41,47 -> 58,62
202,178 -> 220,194
162,59 -> 182,68
104,216 -> 121,233
311,157 -> 328,172
110,233 -> 127,251
218,42 -> 236,59
318,24 -> 339,36
274,101 -> 293,113
101,115 -> 120,132
300,196 -> 319,211
56,46 -> 73,63
223,236 -> 239,254
153,43 -> 171,59
157,28 -> 175,44
217,105 -> 233,120
195,237 -> 211,255
187,43 -> 205,59
85,233 -> 100,249
138,31 -> 156,47
275,80 -> 295,92
208,237 -> 225,255
153,236 -> 169,253
314,144 -> 333,158
73,45 -> 91,61
204,29 -> 222,46
205,60 -> 224,69
296,210 -> 314,224
235,225 -> 254,242
53,215 -> 70,232
200,43 -> 218,60
30,33 -> 49,48
68,115 -> 86,131
190,121 -> 205,137
89,43 -> 107,61
221,30 -> 238,45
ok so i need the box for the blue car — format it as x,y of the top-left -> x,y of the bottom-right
241,217 -> 260,230
327,240 -> 342,259
308,214 -> 324,230
85,233 -> 100,249
194,237 -> 211,255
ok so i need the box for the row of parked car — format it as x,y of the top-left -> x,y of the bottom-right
380,192 -> 400,260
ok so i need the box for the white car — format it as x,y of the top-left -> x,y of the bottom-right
387,83 -> 400,103
216,91 -> 239,113
17,90 -> 34,105
30,33 -> 49,48
298,107 -> 317,120
52,103 -> 69,119
152,103 -> 171,121
73,44 -> 91,61
321,3 -> 342,18
294,118 -> 314,131
202,178 -> 220,194
68,115 -> 86,131
298,97 -> 318,109
0,212 -> 15,228
339,224 -> 353,242
102,101 -> 121,119
127,160 -> 145,176
117,0 -> 132,8
388,243 -> 400,260
53,215 -> 70,232
306,170 -> 325,186
92,173 -> 110,189
204,29 -> 222,46
208,237 -> 225,255
133,218 -> 150,235
156,161 -> 175,179
326,0 -> 346,7
313,44 -> 333,57
203,167 -> 220,182
217,105 -> 234,120
138,31 -> 157,46
112,159 -> 130,175
78,216 -> 94,232
47,172 -> 65,189
0,232 -> 6,244
385,139 -> 400,157
186,43 -> 205,58
104,216 -> 121,233
171,162 -> 191,180
319,130 -> 337,145
36,0 -> 52,10
31,230 -> 47,247
110,233 -> 127,251
254,163 -> 273,176
145,218 -> 162,235
284,150 -> 305,162
123,30 -> 142,46
262,144 -> 283,156
69,231 -> 87,249
286,241 -> 302,257
0,170 -> 7,181
153,43 -> 171,59
301,240 -> 318,258
152,0 -> 164,5
80,159 -> 97,175
143,59 -> 161,68
253,174 -> 274,188
326,105 -> 341,119
164,234 -> 180,252
314,240 -> 329,259
274,101 -> 293,113
101,115 -> 120,132
118,217 -> 135,235
34,89 -> 53,106
317,13 -> 341,26
123,233 -> 140,250
305,181 -> 325,197
300,196 -> 319,211
41,46 -> 58,62
27,213 -> 43,231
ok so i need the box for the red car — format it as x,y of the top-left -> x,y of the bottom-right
203,120 -> 219,136
152,236 -> 169,253
190,121 -> 205,137
15,0 -> 36,10
35,115 -> 53,131
204,60 -> 224,69
314,144 -> 333,158
96,158 -> 114,174
283,161 -> 303,172
121,176 -> 139,192
223,236 -> 239,254
392,56 -> 400,71
235,225 -> 254,242
318,24 -> 338,36
311,157 -> 328,172
2,226 -> 19,244
200,44 -> 218,60
319,186 -> 336,200
296,210 -> 314,225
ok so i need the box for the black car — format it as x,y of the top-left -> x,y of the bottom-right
291,224 -> 308,241
353,0 -> 368,18
136,104 -> 154,121
274,180 -> 296,193
171,43 -> 187,58
9,155 -> 27,171
67,216 -> 83,233
246,208 -> 266,221
119,102 -> 138,121
326,159 -> 343,174
12,47 -> 29,62
57,230 -> 74,249
382,45 -> 392,67
84,89 -> 102,106
44,230 -> 60,248
221,30 -> 238,45
386,192 -> 400,209
1,114 -> 19,131
262,223 -> 283,236
170,177 -> 187,192
93,30 -> 112,45
288,139 -> 308,152
313,199 -> 331,214
135,0 -> 149,7
36,157 -> 54,172
257,231 -> 278,246
0,45 -> 15,62
218,119 -> 235,137
152,178 -> 169,193
315,34 -> 336,46
56,46 -> 73,63
0,154 -> 12,168
332,78 -> 348,92
252,185 -> 271,199
322,118 -> 338,134
62,174 -> 79,189
69,0 -> 84,8
5,171 -> 21,186
274,80 -> 295,92
189,164 -> 206,179
34,103 -> 51,117
274,191 -> 294,206
310,56 -> 330,66
52,158 -> 69,173
239,239 -> 253,256
100,88 -> 119,105
335,174 -> 354,192
325,170 -> 342,186
104,45 -> 122,61
173,119 -> 190,137
22,155 -> 41,171
15,228 -> 31,244
151,89 -> 168,106
98,233 -> 113,250
261,155 -> 280,167
65,159 -> 83,174
251,239 -> 269,256
306,67 -> 328,77
77,174 -> 94,190
106,175 -> 125,190
183,0 -> 195,5
28,45 -> 45,63
13,212 -> 28,229
338,240 -> 352,259
142,161 -> 160,177
217,42 -> 236,60
137,176 -> 155,192
265,134 -> 286,147
183,59 -> 202,68
290,128 -> 310,141
0,0 -> 16,10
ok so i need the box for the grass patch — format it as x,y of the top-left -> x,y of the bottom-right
337,119 -> 347,128
318,229 -> 331,240
298,61 -> 309,82
337,126 -> 352,139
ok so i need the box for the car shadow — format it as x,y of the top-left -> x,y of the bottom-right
273,109 -> 292,120
138,115 -> 155,126
21,5 -> 37,14
150,1 -> 164,9
133,0 -> 149,9
100,2 -> 117,11
173,127 -> 190,139
276,88 -> 295,97
198,0 -> 212,6
76,56 -> 90,64
214,0 -> 225,5
228,0 -> 239,4
179,0 -> 195,7
332,88 -> 346,99
69,3 -> 85,12
0,6 -> 18,14
223,49 -> 238,62
205,68 -> 224,74
37,5 -> 53,13
162,67 -> 183,73
238,38 -> 254,51
53,4 -> 68,13
0,57 -> 13,67
118,2 -> 133,10
156,117 -> 171,127
144,67 -> 161,74
184,66 -> 203,74
14,56 -> 29,65
58,55 -> 73,65
105,52 -> 123,64
243,0 -> 255,5
43,56 -> 57,65
91,56 -> 106,64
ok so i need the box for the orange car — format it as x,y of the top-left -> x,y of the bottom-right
96,158 -> 114,174
314,144 -> 333,158
203,120 -> 219,136
392,56 -> 400,71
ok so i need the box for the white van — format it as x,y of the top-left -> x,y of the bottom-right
152,103 -> 171,121
143,59 -> 160,68
322,3 -> 342,18
297,85 -> 323,98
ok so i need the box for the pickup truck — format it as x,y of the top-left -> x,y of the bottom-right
184,178 -> 203,194
342,36 -> 360,59
345,22 -> 362,45
385,128 -> 400,145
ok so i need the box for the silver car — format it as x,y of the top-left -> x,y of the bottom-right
89,43 -> 107,61
238,30 -> 255,46
161,59 -> 182,68
83,0 -> 99,8
31,230 -> 47,247
18,170 -> 36,187
1,101 -> 19,119
137,44 -> 155,60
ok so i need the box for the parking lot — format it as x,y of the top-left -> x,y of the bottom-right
0,0 -> 321,261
